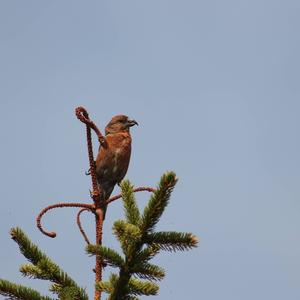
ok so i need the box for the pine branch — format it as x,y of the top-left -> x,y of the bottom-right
0,279 -> 54,300
120,180 -> 140,225
49,283 -> 62,295
96,281 -> 113,294
134,245 -> 160,263
20,264 -> 46,280
106,272 -> 130,300
10,227 -> 89,300
140,172 -> 177,234
95,280 -> 113,294
102,275 -> 159,299
113,220 -> 141,256
57,286 -> 85,300
132,263 -> 165,281
113,221 -> 141,241
49,283 -> 88,300
145,231 -> 199,251
127,278 -> 159,296
10,228 -> 46,265
104,172 -> 185,299
95,273 -> 118,295
86,245 -> 125,268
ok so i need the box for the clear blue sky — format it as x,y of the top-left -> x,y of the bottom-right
0,1 -> 299,299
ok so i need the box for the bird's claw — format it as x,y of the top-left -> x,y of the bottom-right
85,161 -> 96,175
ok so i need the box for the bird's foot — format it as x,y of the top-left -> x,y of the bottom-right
85,161 -> 96,175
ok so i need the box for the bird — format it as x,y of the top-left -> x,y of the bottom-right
95,115 -> 138,219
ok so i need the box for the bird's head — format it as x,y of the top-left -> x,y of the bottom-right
105,115 -> 138,135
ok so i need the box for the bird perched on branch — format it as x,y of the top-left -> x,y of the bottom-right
96,115 -> 138,219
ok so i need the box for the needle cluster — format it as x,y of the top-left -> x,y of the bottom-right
0,228 -> 88,300
86,172 -> 198,300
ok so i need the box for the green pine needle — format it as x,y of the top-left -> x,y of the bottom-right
20,264 -> 46,280
127,278 -> 159,296
95,280 -> 113,294
132,263 -> 165,281
0,279 -> 54,300
57,286 -> 85,300
135,245 -> 161,263
10,227 -> 89,300
113,220 -> 142,241
146,231 -> 199,251
86,245 -> 125,268
106,275 -> 159,298
140,172 -> 177,233
49,283 -> 62,294
10,228 -> 46,266
121,180 -> 141,225
113,220 -> 142,255
96,273 -> 119,294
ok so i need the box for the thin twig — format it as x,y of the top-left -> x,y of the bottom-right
36,203 -> 94,238
76,208 -> 93,244
75,107 -> 104,200
106,187 -> 156,204
75,107 -> 107,147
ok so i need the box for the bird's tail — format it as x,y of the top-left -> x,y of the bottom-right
99,183 -> 114,220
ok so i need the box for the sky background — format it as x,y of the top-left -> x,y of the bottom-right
0,1 -> 299,299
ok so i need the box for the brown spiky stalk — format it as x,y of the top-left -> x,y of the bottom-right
75,106 -> 105,300
37,202 -> 94,238
77,208 -> 93,244
106,186 -> 156,205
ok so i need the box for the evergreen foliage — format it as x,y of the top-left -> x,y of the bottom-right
0,228 -> 88,300
86,245 -> 125,268
87,172 -> 198,299
0,172 -> 198,299
0,279 -> 54,300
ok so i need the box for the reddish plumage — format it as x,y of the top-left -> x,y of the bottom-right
95,115 -> 138,218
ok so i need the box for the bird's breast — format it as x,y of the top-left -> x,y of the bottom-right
96,132 -> 132,183
112,144 -> 131,172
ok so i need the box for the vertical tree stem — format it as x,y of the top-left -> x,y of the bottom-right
75,108 -> 107,300
94,207 -> 104,300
